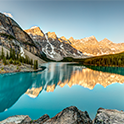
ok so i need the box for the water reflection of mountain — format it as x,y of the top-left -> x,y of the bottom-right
0,72 -> 39,112
26,63 -> 124,98
1,63 -> 124,112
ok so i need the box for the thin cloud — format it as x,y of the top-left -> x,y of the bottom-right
3,12 -> 13,18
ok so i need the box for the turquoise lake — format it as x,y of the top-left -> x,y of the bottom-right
0,62 -> 124,121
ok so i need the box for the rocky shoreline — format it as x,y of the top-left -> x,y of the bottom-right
0,64 -> 46,74
0,106 -> 124,124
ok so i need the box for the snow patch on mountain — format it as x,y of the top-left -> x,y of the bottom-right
77,50 -> 83,56
20,47 -> 25,58
60,44 -> 64,49
30,26 -> 38,29
45,34 -> 56,55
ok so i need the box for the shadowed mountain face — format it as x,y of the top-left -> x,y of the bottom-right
0,13 -> 41,57
25,27 -> 124,59
0,73 -> 34,112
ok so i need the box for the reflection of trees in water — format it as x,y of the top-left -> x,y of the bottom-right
86,65 -> 124,76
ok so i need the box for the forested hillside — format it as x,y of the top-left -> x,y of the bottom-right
83,52 -> 124,67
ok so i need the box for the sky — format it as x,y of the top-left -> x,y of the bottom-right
0,0 -> 124,43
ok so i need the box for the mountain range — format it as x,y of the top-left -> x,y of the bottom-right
0,12 -> 124,61
25,27 -> 85,61
25,26 -> 124,61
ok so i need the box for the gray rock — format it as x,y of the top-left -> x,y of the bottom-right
44,106 -> 92,124
3,107 -> 124,124
30,114 -> 50,124
0,115 -> 30,124
20,116 -> 32,123
34,114 -> 50,123
93,108 -> 124,124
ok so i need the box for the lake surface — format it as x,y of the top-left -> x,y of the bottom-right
0,62 -> 124,121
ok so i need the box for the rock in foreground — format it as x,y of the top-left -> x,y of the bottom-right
44,106 -> 92,124
1,107 -> 124,124
0,115 -> 31,124
0,106 -> 92,124
93,108 -> 124,124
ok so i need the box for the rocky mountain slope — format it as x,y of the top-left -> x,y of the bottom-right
1,12 -> 123,62
25,27 -> 86,61
25,26 -> 124,58
69,36 -> 124,56
0,13 -> 45,63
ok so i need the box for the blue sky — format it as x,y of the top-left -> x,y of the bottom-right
0,0 -> 124,43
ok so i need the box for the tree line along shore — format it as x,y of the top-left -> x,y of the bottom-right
0,47 -> 38,70
83,52 -> 124,67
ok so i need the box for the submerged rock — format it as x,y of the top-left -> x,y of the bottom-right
44,106 -> 92,124
93,108 -> 124,124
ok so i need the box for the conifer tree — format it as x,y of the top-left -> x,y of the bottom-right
1,47 -> 4,59
34,60 -> 38,69
12,49 -> 15,60
6,52 -> 9,59
3,57 -> 7,65
31,59 -> 33,68
10,48 -> 13,59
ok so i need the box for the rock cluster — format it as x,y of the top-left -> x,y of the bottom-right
0,106 -> 92,124
1,106 -> 124,124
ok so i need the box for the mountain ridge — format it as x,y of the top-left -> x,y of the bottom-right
25,26 -> 124,59
25,26 -> 86,61
1,11 -> 123,62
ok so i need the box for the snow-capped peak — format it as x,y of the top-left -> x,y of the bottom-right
30,26 -> 38,29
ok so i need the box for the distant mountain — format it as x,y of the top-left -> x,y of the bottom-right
0,13 -> 45,63
69,36 -> 124,56
25,26 -> 124,60
1,11 -> 123,62
25,27 -> 87,61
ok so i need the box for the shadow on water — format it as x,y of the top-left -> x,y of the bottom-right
0,63 -> 83,114
0,68 -> 46,113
